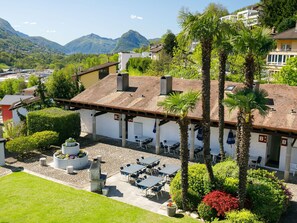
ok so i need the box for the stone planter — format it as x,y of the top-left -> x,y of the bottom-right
62,143 -> 80,155
53,151 -> 88,170
167,205 -> 177,217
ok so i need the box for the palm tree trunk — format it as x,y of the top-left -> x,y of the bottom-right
244,53 -> 255,90
235,109 -> 243,163
201,40 -> 215,183
218,50 -> 227,160
238,114 -> 252,209
179,119 -> 190,211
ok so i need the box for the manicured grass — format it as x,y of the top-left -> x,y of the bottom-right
0,172 -> 198,223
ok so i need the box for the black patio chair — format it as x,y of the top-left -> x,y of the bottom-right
151,185 -> 163,200
136,158 -> 140,164
251,156 -> 262,168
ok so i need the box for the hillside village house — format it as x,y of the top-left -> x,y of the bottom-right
75,62 -> 118,88
266,23 -> 297,76
150,44 -> 163,60
56,74 -> 297,180
0,95 -> 32,122
118,52 -> 151,71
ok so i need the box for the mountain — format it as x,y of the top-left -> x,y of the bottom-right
112,30 -> 150,53
0,17 -> 151,55
29,36 -> 66,53
64,33 -> 116,54
0,17 -> 64,54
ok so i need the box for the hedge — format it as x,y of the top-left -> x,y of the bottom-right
27,107 -> 80,143
31,131 -> 59,149
6,136 -> 37,153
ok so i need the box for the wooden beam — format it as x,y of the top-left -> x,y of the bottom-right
159,120 -> 170,126
292,138 -> 296,147
94,111 -> 107,117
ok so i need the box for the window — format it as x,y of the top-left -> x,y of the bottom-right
98,68 -> 109,79
281,44 -> 291,51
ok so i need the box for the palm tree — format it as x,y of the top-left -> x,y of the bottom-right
232,25 -> 275,90
215,21 -> 234,160
178,7 -> 222,184
224,88 -> 269,208
158,91 -> 201,210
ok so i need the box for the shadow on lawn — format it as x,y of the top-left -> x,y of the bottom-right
3,164 -> 24,172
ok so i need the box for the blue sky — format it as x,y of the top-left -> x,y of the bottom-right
1,0 -> 259,45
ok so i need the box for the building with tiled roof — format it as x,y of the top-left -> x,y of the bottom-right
266,24 -> 297,75
56,74 -> 297,174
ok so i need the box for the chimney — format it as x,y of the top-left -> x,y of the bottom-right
117,73 -> 129,91
160,75 -> 172,95
253,80 -> 260,92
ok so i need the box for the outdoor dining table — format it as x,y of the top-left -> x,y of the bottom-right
135,136 -> 153,149
159,164 -> 180,176
121,164 -> 146,175
163,140 -> 180,154
138,157 -> 160,166
137,176 -> 164,196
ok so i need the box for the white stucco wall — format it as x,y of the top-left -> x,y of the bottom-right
79,109 -> 93,133
12,107 -> 28,124
78,109 -> 294,171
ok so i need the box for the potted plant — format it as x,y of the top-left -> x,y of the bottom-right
65,138 -> 76,147
167,201 -> 177,217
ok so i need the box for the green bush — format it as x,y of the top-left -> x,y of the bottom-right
171,189 -> 202,211
27,107 -> 80,143
31,131 -> 59,149
198,202 -> 217,222
213,159 -> 239,195
6,136 -> 37,153
226,209 -> 263,223
170,164 -> 211,199
247,169 -> 291,223
126,57 -> 152,73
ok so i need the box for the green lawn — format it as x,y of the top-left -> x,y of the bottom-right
0,172 -> 198,223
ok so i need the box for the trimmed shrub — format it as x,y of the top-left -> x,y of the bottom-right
213,159 -> 239,195
171,189 -> 202,211
31,131 -> 59,149
170,164 -> 211,199
198,202 -> 217,222
202,190 -> 239,218
126,57 -> 152,73
226,209 -> 263,223
27,107 -> 80,143
6,136 -> 37,153
247,169 -> 292,223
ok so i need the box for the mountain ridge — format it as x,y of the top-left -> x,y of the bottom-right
0,17 -> 152,55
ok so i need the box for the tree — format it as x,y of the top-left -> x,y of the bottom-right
162,30 -> 177,57
260,0 -> 297,30
232,25 -> 275,89
158,91 -> 201,210
224,88 -> 269,208
215,21 -> 234,160
178,5 -> 223,184
46,70 -> 78,99
275,57 -> 297,86
28,75 -> 39,87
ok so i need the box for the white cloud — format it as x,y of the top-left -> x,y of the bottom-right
130,14 -> 143,20
46,30 -> 56,33
23,21 -> 37,25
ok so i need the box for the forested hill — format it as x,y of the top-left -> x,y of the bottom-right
0,17 -> 150,55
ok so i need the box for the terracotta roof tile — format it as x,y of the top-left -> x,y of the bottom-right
71,74 -> 297,133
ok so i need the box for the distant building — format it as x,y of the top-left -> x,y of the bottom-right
0,95 -> 32,123
221,9 -> 259,27
266,23 -> 297,75
118,52 -> 152,71
150,44 -> 163,60
74,62 -> 119,88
